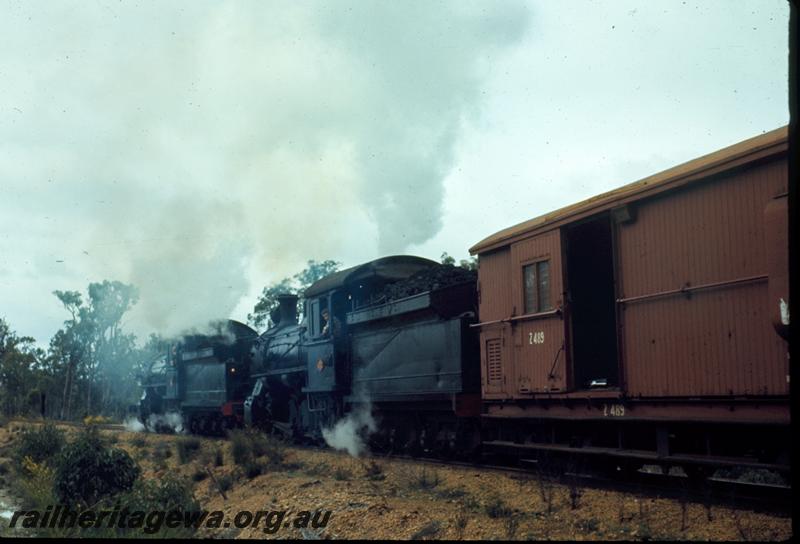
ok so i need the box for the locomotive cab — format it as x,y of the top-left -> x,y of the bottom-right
304,291 -> 349,392
298,257 -> 442,438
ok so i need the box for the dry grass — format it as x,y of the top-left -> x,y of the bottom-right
0,423 -> 791,541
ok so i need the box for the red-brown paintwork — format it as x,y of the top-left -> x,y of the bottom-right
474,127 -> 789,422
616,156 -> 788,397
482,400 -> 789,425
764,193 -> 790,340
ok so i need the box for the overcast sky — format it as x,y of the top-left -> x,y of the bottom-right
0,0 -> 789,345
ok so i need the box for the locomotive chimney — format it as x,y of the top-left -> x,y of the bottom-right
277,293 -> 299,325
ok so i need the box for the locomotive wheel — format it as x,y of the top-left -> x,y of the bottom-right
405,428 -> 423,456
389,424 -> 411,455
615,460 -> 643,479
683,465 -> 711,486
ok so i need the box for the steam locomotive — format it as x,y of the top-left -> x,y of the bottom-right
137,320 -> 258,434
139,256 -> 482,454
139,127 -> 790,478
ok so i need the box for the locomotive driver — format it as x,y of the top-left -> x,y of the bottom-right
321,307 -> 342,337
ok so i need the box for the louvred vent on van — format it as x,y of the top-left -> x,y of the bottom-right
486,339 -> 502,384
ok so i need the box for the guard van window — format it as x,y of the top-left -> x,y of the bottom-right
523,260 -> 551,314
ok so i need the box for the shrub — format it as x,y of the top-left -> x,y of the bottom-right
199,448 -> 213,466
485,496 -> 513,518
245,460 -> 264,479
123,473 -> 199,511
363,460 -> 385,481
152,441 -> 171,462
229,429 -> 253,465
454,511 -> 469,539
636,521 -> 654,541
176,437 -> 202,463
217,473 -> 234,492
250,431 -> 284,466
15,456 -> 56,510
115,475 -> 200,537
192,468 -> 208,482
53,426 -> 140,508
334,466 -> 352,481
130,435 -> 147,448
505,515 -> 519,539
13,423 -> 66,469
410,467 -> 440,490
214,448 -> 224,467
462,495 -> 481,512
229,429 -> 284,467
576,518 -> 599,533
435,487 -> 467,500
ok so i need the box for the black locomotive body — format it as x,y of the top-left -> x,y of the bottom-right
139,320 -> 258,433
243,293 -> 308,437
344,280 -> 481,453
243,255 -> 481,453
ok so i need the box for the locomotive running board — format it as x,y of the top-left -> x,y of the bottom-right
483,440 -> 790,473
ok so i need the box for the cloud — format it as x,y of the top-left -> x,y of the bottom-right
0,1 -> 531,338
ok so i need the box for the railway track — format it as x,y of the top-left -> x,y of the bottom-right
8,418 -> 790,514
417,458 -> 789,515
297,442 -> 792,515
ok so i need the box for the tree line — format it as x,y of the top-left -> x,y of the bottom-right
1,281 -> 165,420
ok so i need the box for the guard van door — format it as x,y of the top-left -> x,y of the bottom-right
510,231 -> 567,394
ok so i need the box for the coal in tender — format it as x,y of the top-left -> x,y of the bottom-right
372,265 -> 477,304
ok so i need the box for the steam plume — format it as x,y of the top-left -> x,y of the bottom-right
0,1 -> 531,339
322,392 -> 377,458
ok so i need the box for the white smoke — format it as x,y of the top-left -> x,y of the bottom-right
145,412 -> 186,434
0,1 -> 532,341
123,413 -> 186,433
321,394 -> 377,458
123,416 -> 146,433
